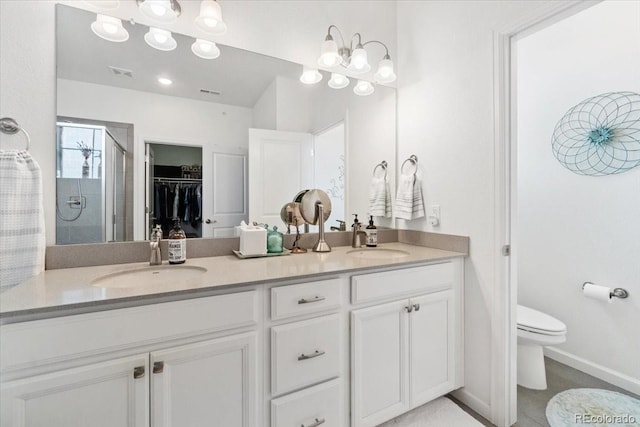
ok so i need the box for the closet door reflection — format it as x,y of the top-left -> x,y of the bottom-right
146,143 -> 203,240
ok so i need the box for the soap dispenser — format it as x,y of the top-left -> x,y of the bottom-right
168,220 -> 187,264
366,216 -> 378,247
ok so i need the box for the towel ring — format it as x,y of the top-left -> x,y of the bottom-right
0,117 -> 30,151
401,155 -> 418,174
373,160 -> 388,178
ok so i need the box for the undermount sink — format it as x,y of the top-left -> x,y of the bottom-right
346,248 -> 410,259
91,265 -> 208,289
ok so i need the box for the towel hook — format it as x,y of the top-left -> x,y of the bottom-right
373,160 -> 388,178
401,154 -> 418,174
0,117 -> 30,151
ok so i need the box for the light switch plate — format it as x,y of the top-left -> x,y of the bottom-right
428,205 -> 440,226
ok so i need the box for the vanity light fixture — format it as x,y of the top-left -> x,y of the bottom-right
317,25 -> 396,83
144,27 -> 177,51
137,0 -> 180,24
353,80 -> 374,96
195,0 -> 228,36
157,77 -> 173,85
300,66 -> 323,85
191,39 -> 221,59
91,14 -> 129,43
328,73 -> 349,89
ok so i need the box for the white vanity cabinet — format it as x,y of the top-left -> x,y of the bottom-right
350,261 -> 463,427
0,291 -> 260,427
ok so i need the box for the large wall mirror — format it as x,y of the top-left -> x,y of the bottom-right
55,4 -> 396,244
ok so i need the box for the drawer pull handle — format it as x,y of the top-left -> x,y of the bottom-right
298,350 -> 325,361
413,303 -> 421,311
404,305 -> 413,313
302,417 -> 326,427
298,296 -> 326,304
133,366 -> 145,379
153,361 -> 164,374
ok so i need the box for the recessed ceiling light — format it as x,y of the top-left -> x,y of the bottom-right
158,77 -> 173,85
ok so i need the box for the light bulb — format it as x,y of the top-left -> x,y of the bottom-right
144,27 -> 177,51
353,80 -> 374,96
91,14 -> 129,42
374,57 -> 396,83
192,39 -> 221,59
157,77 -> 172,85
195,0 -> 227,35
300,66 -> 322,85
348,47 -> 371,73
328,73 -> 349,89
139,0 -> 177,24
318,38 -> 341,68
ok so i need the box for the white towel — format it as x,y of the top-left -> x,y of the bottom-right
0,150 -> 45,289
368,176 -> 392,218
395,173 -> 425,220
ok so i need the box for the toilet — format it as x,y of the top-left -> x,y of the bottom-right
517,305 -> 567,390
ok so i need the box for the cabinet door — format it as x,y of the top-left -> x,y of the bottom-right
0,354 -> 148,427
151,332 -> 256,427
409,290 -> 455,408
351,299 -> 410,427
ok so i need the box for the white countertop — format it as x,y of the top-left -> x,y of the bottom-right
0,243 -> 464,321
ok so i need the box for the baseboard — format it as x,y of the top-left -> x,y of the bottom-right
544,347 -> 640,396
451,388 -> 493,423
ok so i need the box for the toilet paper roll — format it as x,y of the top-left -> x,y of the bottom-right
582,282 -> 612,303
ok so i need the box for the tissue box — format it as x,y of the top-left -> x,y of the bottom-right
240,227 -> 267,255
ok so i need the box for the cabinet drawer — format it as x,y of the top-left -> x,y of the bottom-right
271,278 -> 341,321
271,378 -> 342,427
1,290 -> 258,376
271,314 -> 341,395
351,262 -> 454,304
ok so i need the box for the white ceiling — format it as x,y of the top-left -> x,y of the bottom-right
56,5 -> 300,108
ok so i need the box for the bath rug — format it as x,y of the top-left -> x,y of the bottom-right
546,388 -> 640,426
380,397 -> 484,426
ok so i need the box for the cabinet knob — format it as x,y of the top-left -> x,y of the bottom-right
298,350 -> 326,361
404,305 -> 413,313
413,303 -> 421,311
153,361 -> 164,374
301,418 -> 326,427
133,366 -> 145,379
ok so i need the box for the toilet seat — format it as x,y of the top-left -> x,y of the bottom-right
517,305 -> 566,336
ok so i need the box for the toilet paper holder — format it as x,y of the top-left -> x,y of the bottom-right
582,282 -> 629,299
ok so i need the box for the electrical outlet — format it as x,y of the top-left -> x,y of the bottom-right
428,205 -> 440,227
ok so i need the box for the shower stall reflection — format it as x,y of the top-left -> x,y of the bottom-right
56,122 -> 128,244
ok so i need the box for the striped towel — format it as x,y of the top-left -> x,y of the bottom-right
368,176 -> 392,218
395,173 -> 425,220
0,150 -> 45,289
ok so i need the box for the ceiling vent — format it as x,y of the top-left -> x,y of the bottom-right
108,66 -> 133,78
200,88 -> 221,96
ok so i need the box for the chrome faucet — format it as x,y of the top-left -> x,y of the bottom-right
150,225 -> 162,265
330,220 -> 346,232
351,215 -> 367,248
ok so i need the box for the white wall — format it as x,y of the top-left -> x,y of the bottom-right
517,0 -> 640,391
58,78 -> 253,239
396,0 -> 558,418
0,0 -> 397,245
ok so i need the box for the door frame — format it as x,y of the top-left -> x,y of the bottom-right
491,1 -> 600,425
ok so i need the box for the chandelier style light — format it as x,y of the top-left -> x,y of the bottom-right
91,1 -> 225,60
307,25 -> 396,96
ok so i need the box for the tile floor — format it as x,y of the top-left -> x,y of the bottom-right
515,357 -> 640,427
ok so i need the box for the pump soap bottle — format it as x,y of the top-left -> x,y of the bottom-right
366,216 -> 378,247
168,220 -> 187,264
